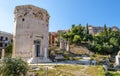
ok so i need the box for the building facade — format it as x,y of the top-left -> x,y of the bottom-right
0,31 -> 13,49
0,31 -> 13,58
13,5 -> 51,63
87,25 -> 119,35
87,25 -> 104,35
111,26 -> 119,31
49,32 -> 58,46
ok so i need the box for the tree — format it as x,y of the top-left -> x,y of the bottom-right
103,24 -> 108,42
109,37 -> 119,46
104,24 -> 107,33
86,23 -> 89,34
73,35 -> 81,44
5,44 -> 13,57
103,42 -> 113,54
0,57 -> 29,76
61,24 -> 120,55
95,44 -> 102,53
61,24 -> 85,44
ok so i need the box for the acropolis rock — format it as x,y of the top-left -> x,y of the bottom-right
13,5 -> 51,63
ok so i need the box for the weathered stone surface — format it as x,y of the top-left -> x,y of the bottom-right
116,51 -> 120,66
13,5 -> 50,62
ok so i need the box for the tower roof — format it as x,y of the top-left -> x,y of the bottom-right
14,5 -> 50,19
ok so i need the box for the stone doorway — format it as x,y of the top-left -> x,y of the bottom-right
34,40 -> 40,57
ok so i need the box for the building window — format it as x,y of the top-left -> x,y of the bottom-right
34,40 -> 41,57
22,18 -> 25,21
0,43 -> 2,47
5,37 -> 8,40
0,36 -> 3,41
5,43 -> 7,47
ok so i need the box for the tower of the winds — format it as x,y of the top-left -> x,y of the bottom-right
13,5 -> 51,63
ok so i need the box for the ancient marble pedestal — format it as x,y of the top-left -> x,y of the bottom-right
115,51 -> 120,66
27,48 -> 51,64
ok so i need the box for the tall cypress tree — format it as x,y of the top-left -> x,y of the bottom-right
86,23 -> 89,34
104,24 -> 108,42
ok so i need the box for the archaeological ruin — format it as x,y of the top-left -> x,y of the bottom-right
13,5 -> 51,63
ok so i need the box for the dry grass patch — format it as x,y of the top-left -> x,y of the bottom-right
86,66 -> 105,76
29,65 -> 105,76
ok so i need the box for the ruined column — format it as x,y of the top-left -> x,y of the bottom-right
60,39 -> 62,49
44,48 -> 47,58
66,41 -> 70,51
60,39 -> 64,50
1,49 -> 5,59
32,45 -> 36,58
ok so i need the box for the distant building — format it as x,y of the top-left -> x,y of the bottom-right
87,25 -> 104,35
86,25 -> 119,35
57,30 -> 69,33
0,31 -> 13,49
111,26 -> 119,31
49,32 -> 58,46
0,31 -> 13,58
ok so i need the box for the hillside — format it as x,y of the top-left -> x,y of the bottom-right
70,44 -> 93,55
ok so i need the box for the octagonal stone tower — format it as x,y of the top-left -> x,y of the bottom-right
13,5 -> 51,63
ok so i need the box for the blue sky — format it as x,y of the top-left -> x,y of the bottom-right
0,0 -> 120,33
